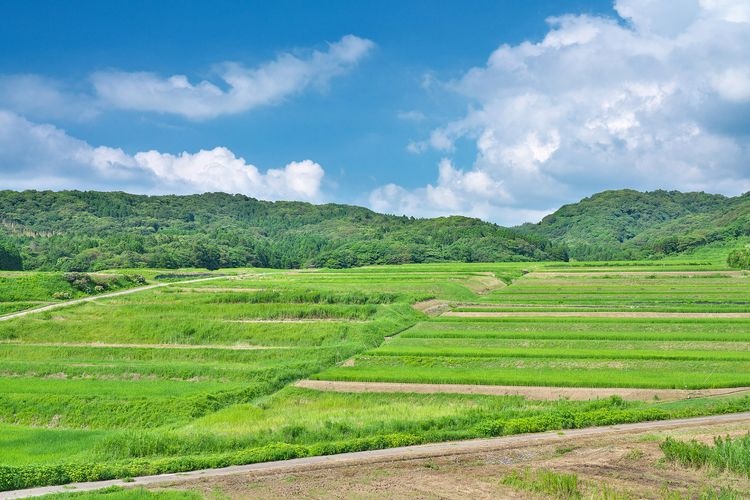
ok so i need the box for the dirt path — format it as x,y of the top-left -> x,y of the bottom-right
295,380 -> 750,401
0,275 -> 234,322
444,311 -> 750,318
4,412 -> 749,499
151,419 -> 750,499
0,341 -> 285,351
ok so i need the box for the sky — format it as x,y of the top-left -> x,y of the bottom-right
1,0 -> 749,226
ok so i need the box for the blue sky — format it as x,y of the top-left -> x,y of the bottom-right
1,0 -> 749,225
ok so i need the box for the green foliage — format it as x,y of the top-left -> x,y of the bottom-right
519,189 -> 750,261
727,248 -> 750,269
0,236 -> 22,270
34,486 -> 200,499
661,434 -> 750,476
502,468 -> 581,499
0,272 -> 145,305
0,190 -> 560,271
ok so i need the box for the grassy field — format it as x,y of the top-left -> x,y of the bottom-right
1,261 -> 749,490
0,271 -> 151,315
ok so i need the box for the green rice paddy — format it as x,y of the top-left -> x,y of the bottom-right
1,262 -> 748,490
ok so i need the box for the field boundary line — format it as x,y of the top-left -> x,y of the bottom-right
0,275 -> 238,322
0,341 -> 287,350
4,412 -> 749,499
294,380 -> 750,401
443,311 -> 750,319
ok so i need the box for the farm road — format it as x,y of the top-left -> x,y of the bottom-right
3,412 -> 749,499
294,380 -> 750,401
0,275 -> 236,322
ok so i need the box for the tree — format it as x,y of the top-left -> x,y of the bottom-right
0,238 -> 22,270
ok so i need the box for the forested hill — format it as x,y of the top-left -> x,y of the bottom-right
0,190 -> 566,271
517,189 -> 750,260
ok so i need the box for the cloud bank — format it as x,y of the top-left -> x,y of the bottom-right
0,111 -> 324,200
373,0 -> 750,225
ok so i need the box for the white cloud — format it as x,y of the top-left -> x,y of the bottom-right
370,158 -> 513,222
0,75 -> 99,121
396,110 -> 426,121
0,111 -> 325,200
91,35 -> 374,119
372,0 -> 750,225
0,35 -> 373,121
710,67 -> 750,102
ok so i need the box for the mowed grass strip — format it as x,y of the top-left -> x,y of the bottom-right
373,337 -> 750,362
480,274 -> 750,312
314,355 -> 750,389
403,319 -> 750,342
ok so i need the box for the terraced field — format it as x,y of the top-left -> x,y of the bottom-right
317,269 -> 750,389
1,263 -> 749,492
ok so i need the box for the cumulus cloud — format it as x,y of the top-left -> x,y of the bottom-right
0,111 -> 325,200
373,0 -> 750,225
91,35 -> 374,119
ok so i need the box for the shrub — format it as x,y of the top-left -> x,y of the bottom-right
727,248 -> 750,269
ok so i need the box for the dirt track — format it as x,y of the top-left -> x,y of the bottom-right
295,379 -> 750,401
4,412 -> 749,499
0,275 -> 231,322
444,311 -> 750,318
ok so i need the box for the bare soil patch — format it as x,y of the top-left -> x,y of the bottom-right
7,414 -> 750,499
412,299 -> 451,316
462,273 -> 507,294
294,380 -> 750,401
146,418 -> 750,500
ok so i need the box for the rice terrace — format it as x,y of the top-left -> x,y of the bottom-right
0,255 -> 749,498
3,0 -> 750,498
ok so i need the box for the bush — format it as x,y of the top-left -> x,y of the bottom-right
727,248 -> 750,269
661,434 -> 750,476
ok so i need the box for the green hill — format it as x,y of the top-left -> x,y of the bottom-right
518,189 -> 750,260
0,190 -> 565,271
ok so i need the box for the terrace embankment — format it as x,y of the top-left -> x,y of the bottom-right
294,380 -> 750,401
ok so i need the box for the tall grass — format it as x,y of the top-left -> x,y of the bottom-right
661,434 -> 750,476
501,468 -> 580,499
